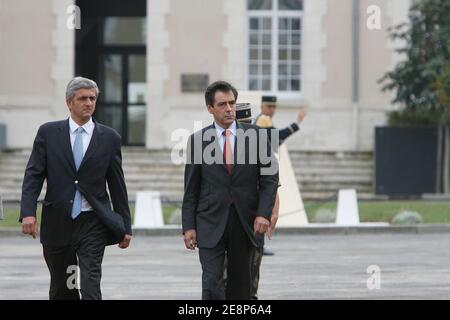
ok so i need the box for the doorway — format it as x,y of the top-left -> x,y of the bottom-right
75,0 -> 146,145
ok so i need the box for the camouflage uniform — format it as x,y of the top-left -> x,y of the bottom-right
249,113 -> 298,300
223,244 -> 263,300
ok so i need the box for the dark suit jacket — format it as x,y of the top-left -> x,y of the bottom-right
20,118 -> 131,246
181,121 -> 279,249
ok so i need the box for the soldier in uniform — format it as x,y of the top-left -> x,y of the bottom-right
224,100 -> 306,300
251,95 -> 307,299
255,95 -> 306,145
222,102 -> 280,300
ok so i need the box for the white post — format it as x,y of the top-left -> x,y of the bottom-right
277,144 -> 309,226
133,191 -> 164,228
336,189 -> 360,226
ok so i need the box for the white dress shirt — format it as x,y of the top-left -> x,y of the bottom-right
214,121 -> 236,154
69,117 -> 94,212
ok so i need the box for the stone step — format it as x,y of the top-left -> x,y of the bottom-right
0,185 -> 374,200
290,151 -> 372,157
0,149 -> 374,201
0,178 -> 372,192
0,149 -> 372,156
0,190 -> 374,203
0,185 -> 371,197
293,167 -> 372,175
1,162 -> 373,171
0,165 -> 373,177
0,173 -> 372,184
0,179 -> 184,189
1,152 -> 373,163
295,174 -> 372,183
0,170 -> 184,179
0,193 -> 184,203
290,160 -> 372,167
0,158 -> 372,168
127,182 -> 182,188
0,149 -> 373,156
0,163 -> 185,171
0,176 -> 372,187
123,167 -> 185,174
298,183 -> 373,192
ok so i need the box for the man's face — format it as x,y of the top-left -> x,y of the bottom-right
261,103 -> 277,118
207,90 -> 236,128
66,88 -> 97,122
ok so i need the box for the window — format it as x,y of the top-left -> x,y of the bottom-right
247,0 -> 303,93
103,17 -> 147,46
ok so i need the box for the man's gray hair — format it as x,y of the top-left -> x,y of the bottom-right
66,76 -> 99,100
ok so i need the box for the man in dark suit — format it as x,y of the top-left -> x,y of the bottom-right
20,77 -> 132,300
182,81 -> 279,300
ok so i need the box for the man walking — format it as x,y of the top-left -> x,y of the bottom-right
20,77 -> 132,300
182,81 -> 279,300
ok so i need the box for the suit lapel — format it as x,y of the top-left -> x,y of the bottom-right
59,119 -> 76,173
78,119 -> 104,171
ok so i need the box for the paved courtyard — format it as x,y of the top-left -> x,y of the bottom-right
1,233 -> 450,299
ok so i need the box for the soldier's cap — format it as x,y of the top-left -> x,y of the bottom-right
236,103 -> 252,123
262,95 -> 277,103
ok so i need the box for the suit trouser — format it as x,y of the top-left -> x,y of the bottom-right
42,211 -> 109,300
199,205 -> 255,300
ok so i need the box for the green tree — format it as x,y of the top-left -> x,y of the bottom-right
380,0 -> 450,193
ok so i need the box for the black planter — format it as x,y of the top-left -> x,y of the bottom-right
375,126 -> 438,196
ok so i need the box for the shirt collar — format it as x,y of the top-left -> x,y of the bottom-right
69,117 -> 95,136
214,121 -> 237,137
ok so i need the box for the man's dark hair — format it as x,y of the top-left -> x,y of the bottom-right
204,81 -> 238,107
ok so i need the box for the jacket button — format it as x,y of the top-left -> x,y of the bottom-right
74,180 -> 78,184
70,200 -> 73,204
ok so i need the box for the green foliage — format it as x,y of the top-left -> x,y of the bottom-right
435,64 -> 450,111
312,208 -> 336,223
387,107 -> 442,126
380,0 -> 450,125
392,210 -> 423,224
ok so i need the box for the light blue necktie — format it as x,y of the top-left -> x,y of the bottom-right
71,127 -> 84,219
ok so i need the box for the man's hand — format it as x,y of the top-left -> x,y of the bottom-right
254,216 -> 270,235
118,234 -> 132,249
267,212 -> 279,240
268,193 -> 280,240
22,216 -> 38,239
184,229 -> 197,250
296,107 -> 308,124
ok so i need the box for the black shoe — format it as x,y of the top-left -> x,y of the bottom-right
263,247 -> 275,256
